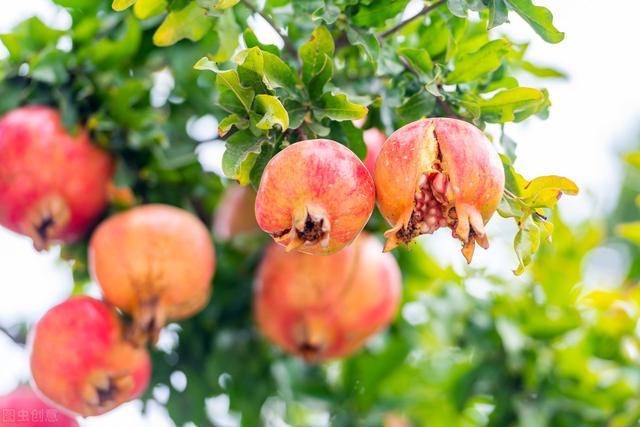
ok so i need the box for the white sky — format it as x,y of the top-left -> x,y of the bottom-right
0,0 -> 639,426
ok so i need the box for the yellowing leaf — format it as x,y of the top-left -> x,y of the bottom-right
522,175 -> 579,208
478,87 -> 548,123
134,0 -> 166,19
616,222 -> 640,246
316,92 -> 367,121
214,0 -> 240,9
153,2 -> 211,47
112,0 -> 136,11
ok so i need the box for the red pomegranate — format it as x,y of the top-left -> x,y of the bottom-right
30,297 -> 151,417
254,233 -> 401,361
0,106 -> 113,250
89,204 -> 216,345
375,118 -> 505,263
255,139 -> 375,255
213,184 -> 259,241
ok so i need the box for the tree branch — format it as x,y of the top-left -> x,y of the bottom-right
379,0 -> 447,38
436,96 -> 462,119
240,0 -> 297,58
0,325 -> 26,346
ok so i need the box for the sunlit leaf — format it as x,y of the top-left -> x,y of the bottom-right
504,0 -> 564,43
153,2 -> 212,46
253,94 -> 289,131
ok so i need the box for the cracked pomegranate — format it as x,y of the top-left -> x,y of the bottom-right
30,297 -> 150,417
0,386 -> 79,426
89,204 -> 215,345
255,139 -> 375,255
0,106 -> 113,250
254,233 -> 401,361
375,118 -> 505,263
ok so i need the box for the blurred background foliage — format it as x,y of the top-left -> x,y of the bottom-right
1,0 -> 638,426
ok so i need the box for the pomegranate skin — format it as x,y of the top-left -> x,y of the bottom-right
0,106 -> 114,250
0,386 -> 79,427
255,139 -> 375,255
89,204 -> 215,344
375,118 -> 505,263
254,233 -> 401,361
363,128 -> 386,175
213,184 -> 259,241
30,297 -> 151,417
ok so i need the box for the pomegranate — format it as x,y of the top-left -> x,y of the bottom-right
89,204 -> 215,344
374,118 -> 504,263
213,184 -> 259,241
255,139 -> 375,255
0,386 -> 79,427
254,233 -> 401,361
363,128 -> 386,175
0,106 -> 114,250
30,297 -> 150,417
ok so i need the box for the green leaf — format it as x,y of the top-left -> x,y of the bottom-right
351,0 -> 410,27
222,130 -> 263,184
253,95 -> 289,131
519,60 -> 567,78
336,121 -> 366,160
243,28 -> 279,55
447,0 -> 486,17
346,27 -> 380,65
447,39 -> 511,84
616,222 -> 640,246
396,91 -> 436,122
235,47 -> 298,91
477,87 -> 548,123
211,9 -> 241,61
218,113 -> 248,137
153,2 -> 212,46
504,0 -> 564,43
488,0 -> 509,28
315,92 -> 368,121
397,47 -> 433,82
513,216 -> 541,275
133,0 -> 167,19
300,25 -> 334,96
112,0 -> 136,11
195,58 -> 255,114
0,17 -> 63,60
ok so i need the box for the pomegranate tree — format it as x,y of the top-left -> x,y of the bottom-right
255,139 -> 375,255
374,118 -> 505,263
0,106 -> 113,250
254,233 -> 401,361
30,297 -> 150,417
0,386 -> 79,427
89,204 -> 215,345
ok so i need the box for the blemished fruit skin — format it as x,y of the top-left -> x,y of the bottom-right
363,128 -> 386,176
254,233 -> 401,361
0,105 -> 113,250
255,139 -> 375,255
375,118 -> 505,263
89,204 -> 215,344
29,297 -> 151,417
0,386 -> 79,427
213,184 -> 259,241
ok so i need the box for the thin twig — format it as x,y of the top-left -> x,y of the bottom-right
240,0 -> 297,58
503,188 -> 548,221
0,325 -> 26,346
436,96 -> 462,119
380,0 -> 447,38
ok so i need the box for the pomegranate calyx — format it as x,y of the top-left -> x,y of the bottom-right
25,195 -> 71,251
81,370 -> 135,416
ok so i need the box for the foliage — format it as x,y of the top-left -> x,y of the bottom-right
4,0 -> 631,426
